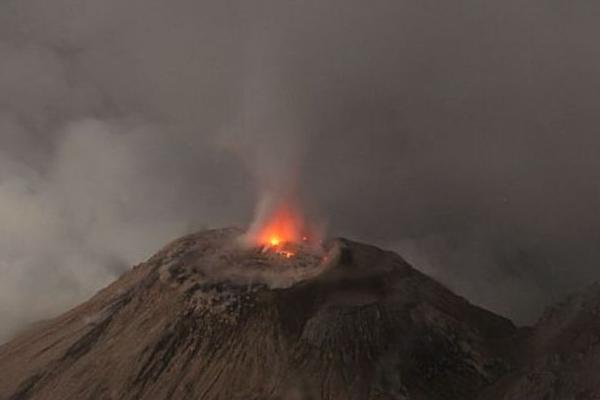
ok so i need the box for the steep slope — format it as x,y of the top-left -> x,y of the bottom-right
0,228 -> 517,400
481,282 -> 600,400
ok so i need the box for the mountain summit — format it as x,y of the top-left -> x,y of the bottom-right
0,228 -> 518,400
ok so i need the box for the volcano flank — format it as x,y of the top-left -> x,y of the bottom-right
0,228 -> 527,399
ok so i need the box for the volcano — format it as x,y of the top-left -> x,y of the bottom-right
0,228 -> 520,400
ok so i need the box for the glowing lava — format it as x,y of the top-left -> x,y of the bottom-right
256,204 -> 304,245
247,202 -> 310,258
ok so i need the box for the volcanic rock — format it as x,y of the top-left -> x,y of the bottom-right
480,282 -> 600,400
0,228 -> 518,400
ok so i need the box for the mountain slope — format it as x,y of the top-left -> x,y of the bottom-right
480,282 -> 600,400
0,228 -> 517,400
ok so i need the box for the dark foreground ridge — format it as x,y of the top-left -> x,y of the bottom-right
0,228 -> 596,400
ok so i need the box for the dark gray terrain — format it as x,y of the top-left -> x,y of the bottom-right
480,283 -> 600,400
0,228 -> 596,400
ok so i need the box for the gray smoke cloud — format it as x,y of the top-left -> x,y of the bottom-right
1,0 -> 600,341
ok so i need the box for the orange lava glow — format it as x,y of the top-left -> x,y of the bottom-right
254,203 -> 306,257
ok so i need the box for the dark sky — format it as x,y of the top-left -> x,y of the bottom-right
1,0 -> 600,340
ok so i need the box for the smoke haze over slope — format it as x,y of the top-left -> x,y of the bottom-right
1,0 -> 600,340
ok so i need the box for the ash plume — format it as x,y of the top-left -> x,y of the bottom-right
1,0 -> 600,342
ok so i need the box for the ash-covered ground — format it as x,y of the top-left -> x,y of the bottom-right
0,228 -> 598,400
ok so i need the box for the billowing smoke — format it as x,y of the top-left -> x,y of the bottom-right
2,0 -> 600,341
219,50 -> 306,244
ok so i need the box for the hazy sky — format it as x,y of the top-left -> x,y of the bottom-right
1,0 -> 600,340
